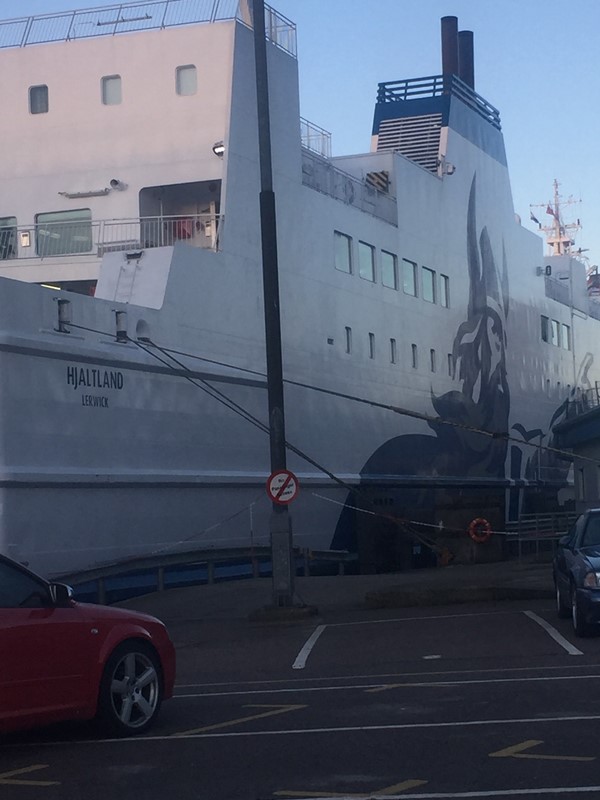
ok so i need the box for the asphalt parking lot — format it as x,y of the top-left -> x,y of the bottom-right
4,581 -> 600,800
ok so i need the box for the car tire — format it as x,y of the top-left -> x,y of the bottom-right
571,585 -> 588,637
97,640 -> 163,736
555,580 -> 570,619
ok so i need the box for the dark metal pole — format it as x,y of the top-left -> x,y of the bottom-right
252,0 -> 294,607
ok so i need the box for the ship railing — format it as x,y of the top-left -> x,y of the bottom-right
376,74 -> 501,131
0,1 -> 296,57
565,385 -> 600,420
0,214 -> 222,261
301,149 -> 397,226
504,511 -> 578,562
54,545 -> 357,604
301,117 -> 332,159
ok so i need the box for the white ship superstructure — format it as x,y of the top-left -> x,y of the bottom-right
0,3 -> 597,575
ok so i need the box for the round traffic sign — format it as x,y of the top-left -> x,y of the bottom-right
267,469 -> 300,505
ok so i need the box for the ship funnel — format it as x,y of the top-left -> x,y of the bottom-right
440,16 -> 459,77
458,30 -> 475,89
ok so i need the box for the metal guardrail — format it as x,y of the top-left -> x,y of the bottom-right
0,0 -> 296,57
56,545 -> 356,604
300,117 -> 332,159
376,74 -> 501,131
565,386 -> 600,420
504,512 -> 578,561
0,214 -> 222,260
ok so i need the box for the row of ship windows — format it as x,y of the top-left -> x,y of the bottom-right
541,315 -> 571,350
337,327 -> 452,373
334,230 -> 450,306
26,65 -> 198,114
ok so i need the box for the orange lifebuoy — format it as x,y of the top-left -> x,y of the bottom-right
468,517 -> 492,543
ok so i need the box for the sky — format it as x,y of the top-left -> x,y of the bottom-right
6,0 -> 600,267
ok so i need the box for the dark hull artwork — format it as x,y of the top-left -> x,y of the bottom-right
332,174 -> 580,569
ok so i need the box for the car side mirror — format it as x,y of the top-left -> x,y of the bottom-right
559,534 -> 573,549
49,582 -> 74,607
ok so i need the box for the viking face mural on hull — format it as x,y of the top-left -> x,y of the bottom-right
333,174 -> 512,555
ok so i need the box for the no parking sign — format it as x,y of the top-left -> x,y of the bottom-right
266,469 -> 300,505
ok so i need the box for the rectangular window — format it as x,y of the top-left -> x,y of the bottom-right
561,323 -> 571,351
368,332 -> 375,359
422,267 -> 436,303
403,259 -> 417,296
551,319 -> 560,347
411,343 -> 418,369
176,65 -> 197,96
101,75 -> 122,105
345,326 -> 352,354
447,353 -> 453,376
358,241 -> 375,282
440,274 -> 450,307
390,338 -> 397,364
29,84 -> 48,114
381,250 -> 397,289
430,348 -> 436,372
334,231 -> 352,273
0,217 -> 17,260
541,315 -> 549,342
35,209 -> 92,257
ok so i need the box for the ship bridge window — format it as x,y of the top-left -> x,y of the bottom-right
334,231 -> 352,273
381,250 -> 397,289
29,84 -> 48,115
551,319 -> 560,347
0,217 -> 17,260
358,241 -> 375,282
411,343 -> 418,368
440,274 -> 450,307
561,323 -> 571,350
35,209 -> 92,257
101,75 -> 122,105
403,259 -> 417,296
422,267 -> 436,303
541,315 -> 549,342
176,65 -> 197,96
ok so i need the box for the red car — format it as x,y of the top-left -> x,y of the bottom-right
0,553 -> 175,736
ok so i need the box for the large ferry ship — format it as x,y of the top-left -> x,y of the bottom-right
0,1 -> 597,576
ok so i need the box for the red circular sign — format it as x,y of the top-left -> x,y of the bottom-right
266,469 -> 300,505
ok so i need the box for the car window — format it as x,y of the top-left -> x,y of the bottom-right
0,561 -> 50,607
581,516 -> 600,548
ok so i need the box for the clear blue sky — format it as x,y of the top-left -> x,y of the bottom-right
8,0 -> 600,268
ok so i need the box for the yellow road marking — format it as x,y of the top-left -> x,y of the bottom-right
0,764 -> 60,787
173,703 -> 306,736
274,779 -> 427,797
489,739 -> 595,762
364,684 -> 409,694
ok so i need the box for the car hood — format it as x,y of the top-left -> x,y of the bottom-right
75,601 -> 166,628
581,547 -> 600,569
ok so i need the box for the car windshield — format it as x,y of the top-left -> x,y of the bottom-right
581,516 -> 600,548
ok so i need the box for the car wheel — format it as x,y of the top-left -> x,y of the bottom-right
97,641 -> 163,736
555,580 -> 570,619
571,585 -> 588,637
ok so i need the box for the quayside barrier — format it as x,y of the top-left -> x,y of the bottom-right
55,545 -> 357,605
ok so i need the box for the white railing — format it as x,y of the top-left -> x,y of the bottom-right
0,1 -> 296,57
0,214 -> 222,261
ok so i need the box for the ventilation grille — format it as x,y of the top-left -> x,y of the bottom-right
376,113 -> 442,172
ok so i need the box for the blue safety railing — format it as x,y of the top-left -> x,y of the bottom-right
377,74 -> 501,131
0,0 -> 296,56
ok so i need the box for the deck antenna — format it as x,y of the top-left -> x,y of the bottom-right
530,178 -> 581,256
252,0 -> 295,607
531,179 -> 583,387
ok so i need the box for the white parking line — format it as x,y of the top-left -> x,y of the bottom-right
289,787 -> 600,799
522,611 -> 584,656
292,625 -> 327,670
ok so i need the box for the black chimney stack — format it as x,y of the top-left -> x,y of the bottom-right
441,16 -> 459,77
458,29 -> 475,89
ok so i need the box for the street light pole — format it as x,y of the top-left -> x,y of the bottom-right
252,0 -> 294,607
